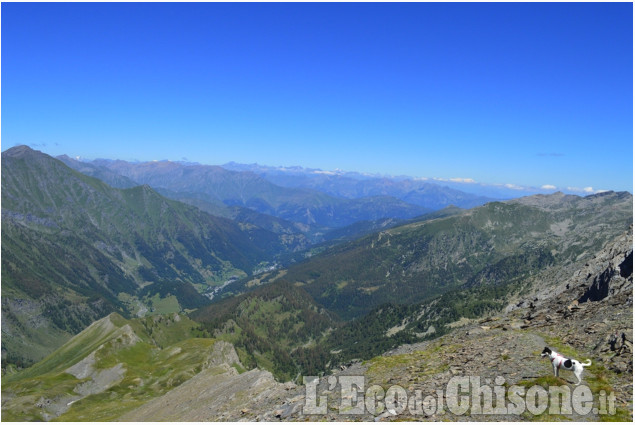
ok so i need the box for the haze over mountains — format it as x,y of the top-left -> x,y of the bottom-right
220,161 -> 597,200
62,153 -> 609,212
1,145 -> 633,421
59,156 -> 440,235
221,161 -> 495,209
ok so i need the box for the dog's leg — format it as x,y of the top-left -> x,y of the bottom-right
574,370 -> 582,386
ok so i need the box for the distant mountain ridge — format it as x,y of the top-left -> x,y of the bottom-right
222,161 -> 495,209
221,161 -> 610,200
56,154 -> 139,189
1,146 -> 298,366
83,158 -> 432,230
58,155 -> 313,248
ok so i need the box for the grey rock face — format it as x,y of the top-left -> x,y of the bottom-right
578,230 -> 633,303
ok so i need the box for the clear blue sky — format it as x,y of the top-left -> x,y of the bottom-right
2,2 -> 633,193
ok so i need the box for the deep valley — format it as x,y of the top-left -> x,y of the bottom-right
1,146 -> 632,421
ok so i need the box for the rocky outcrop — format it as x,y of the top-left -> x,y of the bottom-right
506,227 -> 633,311
119,341 -> 293,422
578,244 -> 633,303
203,340 -> 241,370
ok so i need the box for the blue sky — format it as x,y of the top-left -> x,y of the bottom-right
2,2 -> 633,193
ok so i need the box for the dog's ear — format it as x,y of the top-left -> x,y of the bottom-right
541,347 -> 551,354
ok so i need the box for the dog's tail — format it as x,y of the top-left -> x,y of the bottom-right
581,359 -> 592,367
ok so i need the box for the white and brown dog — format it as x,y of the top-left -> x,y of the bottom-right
541,346 -> 592,385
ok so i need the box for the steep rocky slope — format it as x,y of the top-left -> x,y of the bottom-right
247,228 -> 633,421
119,367 -> 293,422
86,228 -> 634,422
190,191 -> 631,381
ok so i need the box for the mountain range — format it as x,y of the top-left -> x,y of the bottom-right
1,145 -> 632,421
80,158 -> 433,231
221,161 -> 495,210
1,146 -> 301,366
221,161 -> 602,199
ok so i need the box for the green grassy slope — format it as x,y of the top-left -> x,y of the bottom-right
1,312 -> 220,421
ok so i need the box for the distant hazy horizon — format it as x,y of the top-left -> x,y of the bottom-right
3,144 -> 630,200
2,2 -> 632,193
